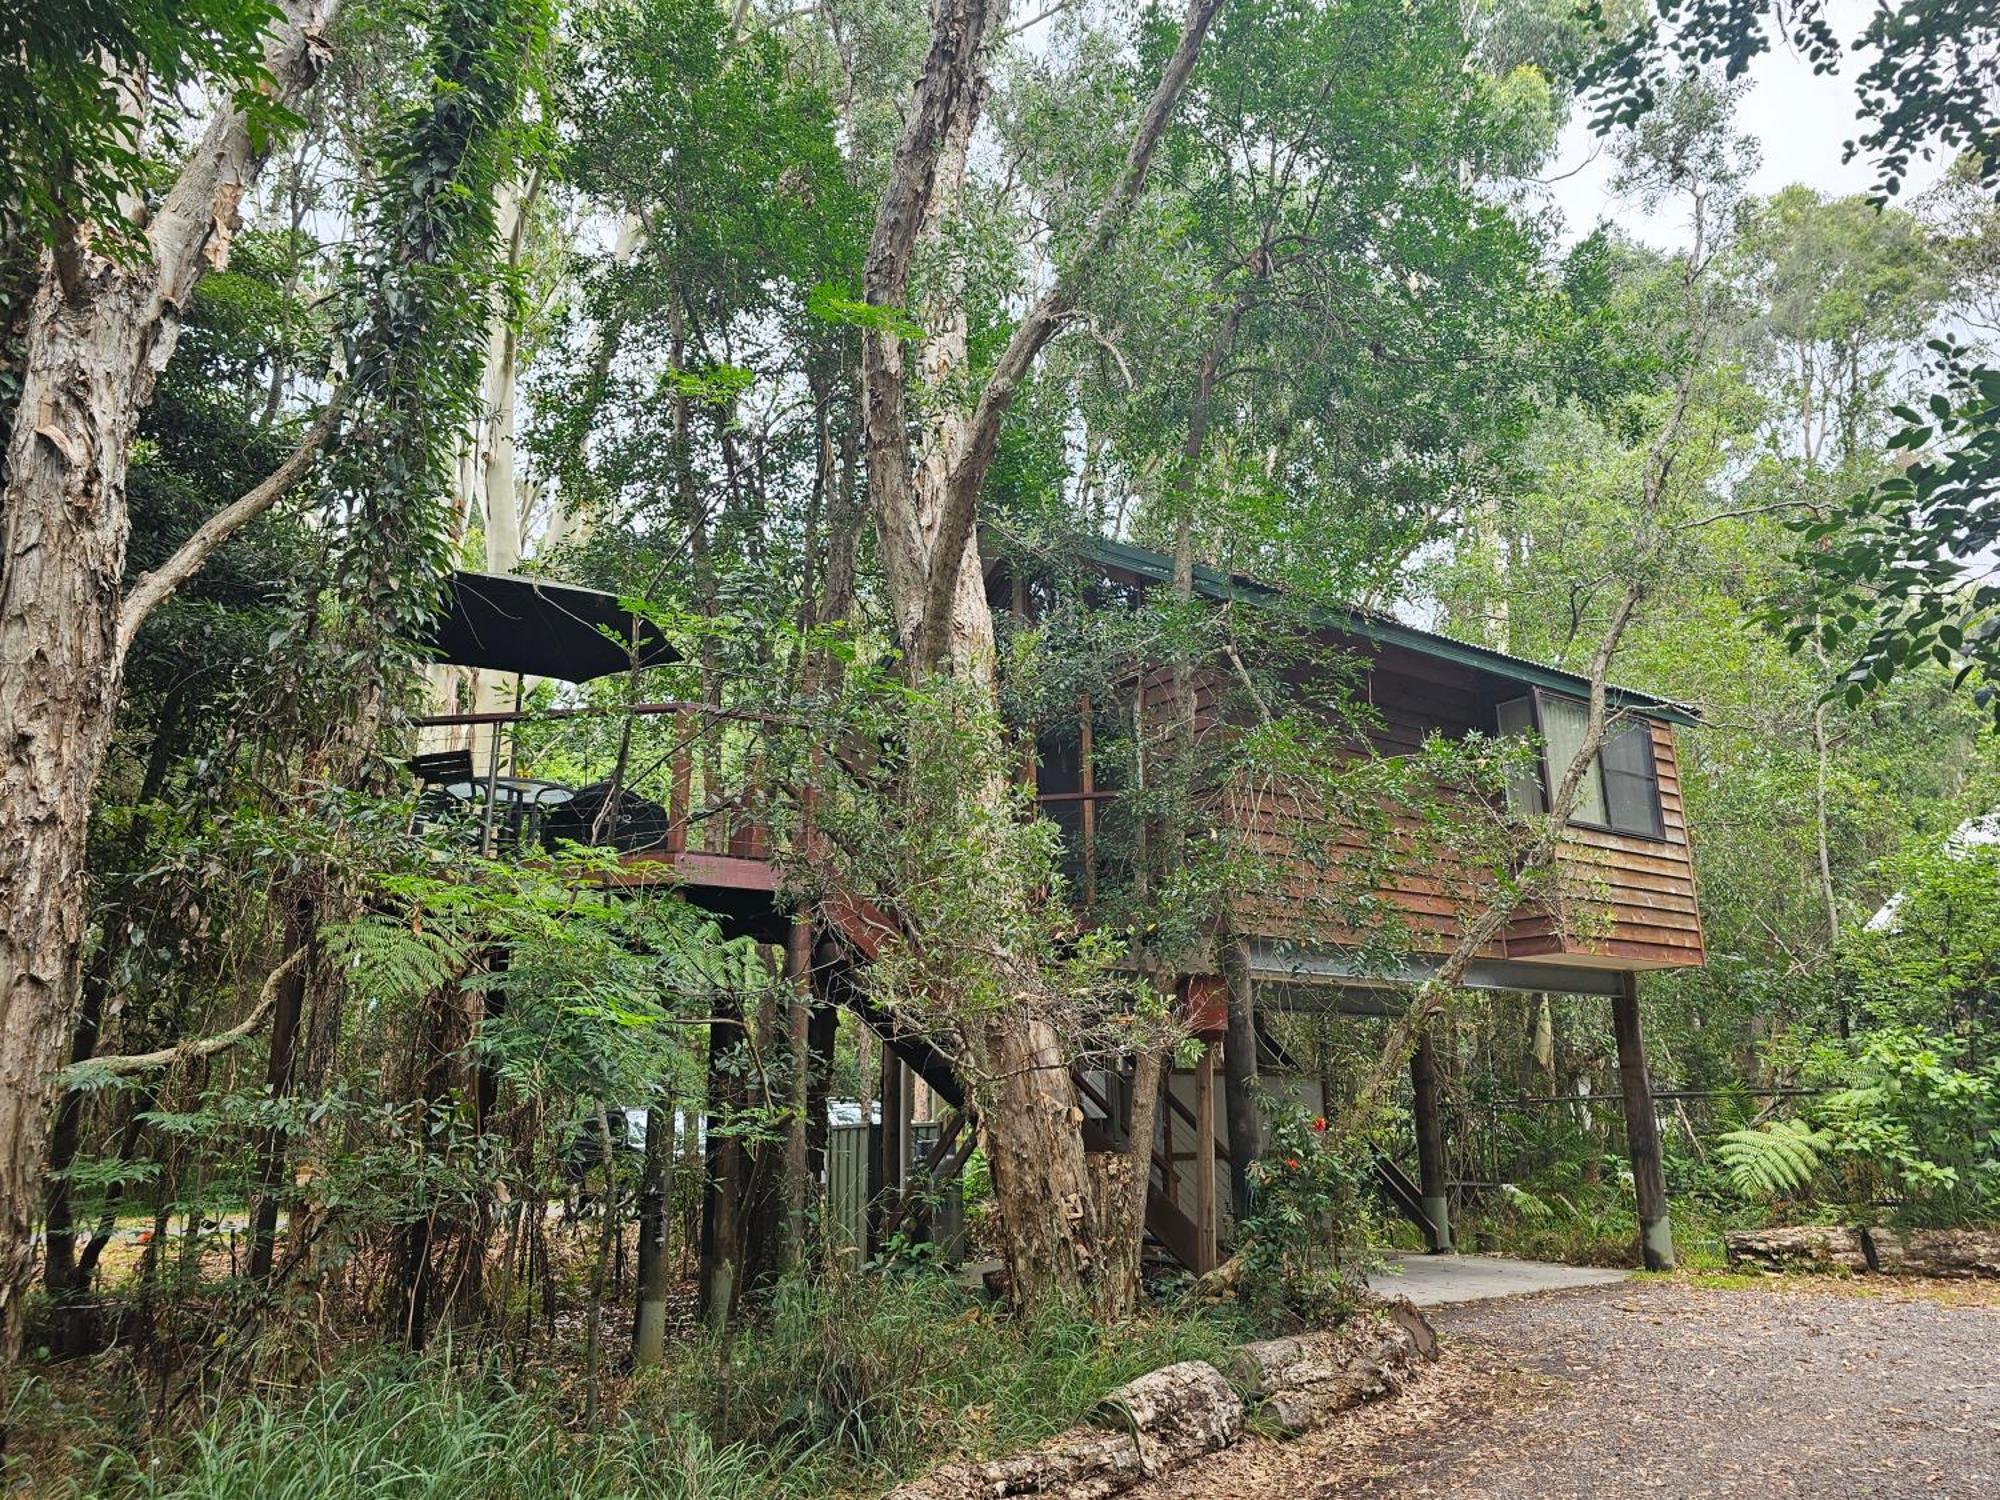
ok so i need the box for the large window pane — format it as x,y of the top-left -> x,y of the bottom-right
1494,696 -> 1545,813
1536,694 -> 1608,825
1601,721 -> 1664,837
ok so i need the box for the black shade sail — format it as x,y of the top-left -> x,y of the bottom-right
419,571 -> 678,682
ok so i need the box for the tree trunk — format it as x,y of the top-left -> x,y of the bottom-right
633,1095 -> 673,1367
1220,940 -> 1260,1224
852,0 -> 1223,1310
1409,1027 -> 1452,1253
1084,1049 -> 1164,1320
247,901 -> 315,1281
1723,1224 -> 1868,1273
0,0 -> 337,1360
699,1000 -> 744,1331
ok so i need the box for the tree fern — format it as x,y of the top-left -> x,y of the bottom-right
1499,1182 -> 1555,1221
1716,1119 -> 1831,1198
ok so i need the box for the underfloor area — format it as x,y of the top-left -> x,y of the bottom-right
1126,1277 -> 2000,1499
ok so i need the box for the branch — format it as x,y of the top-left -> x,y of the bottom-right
1001,0 -> 1076,41
146,1 -> 338,316
116,391 -> 345,664
1335,579 -> 1646,1137
83,948 -> 307,1078
911,0 -> 1228,671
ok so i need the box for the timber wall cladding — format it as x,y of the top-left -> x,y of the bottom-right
1212,640 -> 1706,972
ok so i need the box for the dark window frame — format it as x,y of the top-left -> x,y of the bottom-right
1495,689 -> 1668,842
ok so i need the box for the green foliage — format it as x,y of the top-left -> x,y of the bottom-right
322,0 -> 551,672
1788,342 -> 2000,722
1584,7 -> 2000,730
1580,1 -> 1999,203
0,0 -> 291,255
67,1353 -> 774,1500
1816,1028 -> 2000,1227
1715,1120 -> 1831,1199
635,1270 -> 1250,1494
1237,1105 -> 1379,1327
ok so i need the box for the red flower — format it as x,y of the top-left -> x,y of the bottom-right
1313,1116 -> 1327,1132
1284,1156 -> 1302,1169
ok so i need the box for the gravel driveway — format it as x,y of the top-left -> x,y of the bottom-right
1125,1278 -> 2000,1499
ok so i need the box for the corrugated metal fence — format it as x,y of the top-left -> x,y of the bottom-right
824,1121 -> 963,1263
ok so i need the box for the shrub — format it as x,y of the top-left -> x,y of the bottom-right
1237,1104 -> 1379,1327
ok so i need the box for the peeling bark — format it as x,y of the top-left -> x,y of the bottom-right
0,0 -> 338,1358
856,0 -> 1223,1313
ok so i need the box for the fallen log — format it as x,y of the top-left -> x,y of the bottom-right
1722,1225 -> 1869,1273
1862,1226 -> 2000,1278
1236,1299 -> 1439,1436
883,1302 -> 1437,1499
885,1359 -> 1241,1500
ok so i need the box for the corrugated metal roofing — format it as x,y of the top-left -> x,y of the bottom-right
1060,534 -> 1701,726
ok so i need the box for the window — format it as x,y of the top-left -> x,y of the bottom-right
1494,690 -> 1664,838
1494,696 -> 1545,814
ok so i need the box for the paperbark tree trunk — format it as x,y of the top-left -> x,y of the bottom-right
1083,1049 -> 1164,1320
0,0 -> 337,1360
854,0 -> 1222,1311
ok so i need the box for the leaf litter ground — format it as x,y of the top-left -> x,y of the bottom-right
1123,1276 -> 2000,1498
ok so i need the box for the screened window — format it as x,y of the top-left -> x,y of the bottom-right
1494,691 -> 1664,838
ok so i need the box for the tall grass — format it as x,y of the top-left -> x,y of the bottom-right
64,1357 -> 775,1500
634,1269 -> 1255,1495
44,1271 -> 1251,1500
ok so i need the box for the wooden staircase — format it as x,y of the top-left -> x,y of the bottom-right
1369,1146 -> 1442,1249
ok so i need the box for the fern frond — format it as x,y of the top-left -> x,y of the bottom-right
324,917 -> 469,1004
1500,1183 -> 1555,1221
1716,1119 -> 1830,1198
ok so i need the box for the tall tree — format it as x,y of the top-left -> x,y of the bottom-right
0,0 -> 340,1359
852,0 -> 1222,1309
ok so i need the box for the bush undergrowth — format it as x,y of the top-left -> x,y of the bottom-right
41,1270 -> 1255,1500
636,1269 -> 1254,1494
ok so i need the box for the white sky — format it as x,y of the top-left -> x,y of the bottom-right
1542,5 -> 1950,248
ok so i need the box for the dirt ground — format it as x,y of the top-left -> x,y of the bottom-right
1125,1276 -> 2000,1499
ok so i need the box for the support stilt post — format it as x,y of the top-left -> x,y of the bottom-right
1193,1041 -> 1218,1274
1410,1026 -> 1453,1253
1612,971 -> 1676,1270
1220,940 -> 1261,1227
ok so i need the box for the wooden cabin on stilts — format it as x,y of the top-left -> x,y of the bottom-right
411,539 -> 1703,1307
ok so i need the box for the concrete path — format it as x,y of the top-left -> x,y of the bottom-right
1366,1251 -> 1628,1305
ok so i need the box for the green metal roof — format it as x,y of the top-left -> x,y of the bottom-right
1063,534 -> 1701,726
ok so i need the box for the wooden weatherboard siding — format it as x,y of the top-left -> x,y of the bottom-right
995,536 -> 1706,978
1216,639 -> 1706,974
1502,718 -> 1705,969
